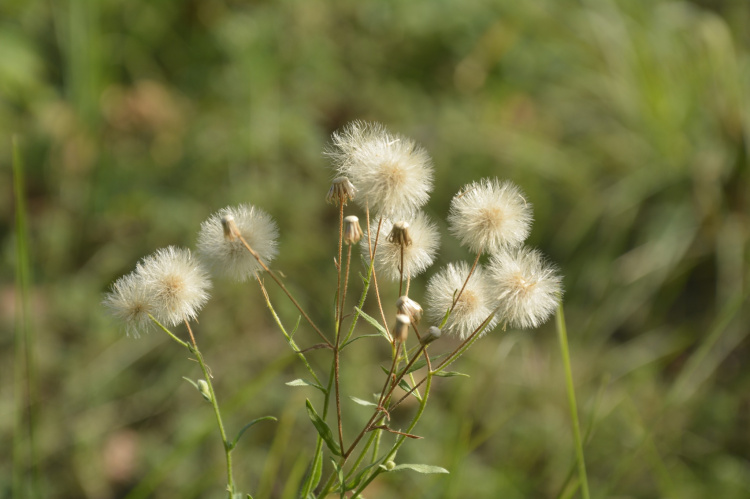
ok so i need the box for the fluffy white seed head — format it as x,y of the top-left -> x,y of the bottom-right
426,262 -> 498,340
136,246 -> 212,327
327,121 -> 434,218
448,178 -> 533,254
197,204 -> 279,281
362,212 -> 440,281
488,247 -> 562,329
103,271 -> 155,337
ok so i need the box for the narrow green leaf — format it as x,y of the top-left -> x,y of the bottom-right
285,378 -> 326,392
354,307 -> 389,340
350,396 -> 378,407
182,376 -> 199,390
346,458 -> 384,491
433,371 -> 470,378
398,378 -> 412,393
341,333 -> 382,350
331,458 -> 344,491
405,353 -> 448,375
300,444 -> 323,497
229,416 -> 277,450
289,316 -> 302,340
390,464 -> 449,474
305,400 -> 342,456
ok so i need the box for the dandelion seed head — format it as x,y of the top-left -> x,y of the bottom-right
137,246 -> 212,327
103,271 -> 154,337
448,178 -> 532,254
197,204 -> 279,281
426,262 -> 498,340
361,212 -> 439,281
488,247 -> 562,329
327,121 -> 433,218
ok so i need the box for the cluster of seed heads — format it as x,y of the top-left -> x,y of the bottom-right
105,121 -> 562,343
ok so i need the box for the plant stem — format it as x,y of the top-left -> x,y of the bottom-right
255,277 -> 322,386
447,253 -> 481,317
365,208 -> 389,338
238,234 -> 331,347
13,135 -> 40,499
183,321 -> 235,497
352,373 -> 434,498
555,304 -> 590,499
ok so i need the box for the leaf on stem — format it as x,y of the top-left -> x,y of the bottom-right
300,444 -> 323,497
289,316 -> 302,340
340,333 -> 382,350
389,464 -> 449,474
331,458 -> 344,491
433,371 -> 469,378
305,400 -> 342,456
286,378 -> 326,393
354,306 -> 390,341
182,376 -> 200,391
229,416 -> 278,451
345,458 -> 384,491
350,396 -> 378,407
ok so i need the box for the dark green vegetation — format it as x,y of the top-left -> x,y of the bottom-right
3,0 -> 749,497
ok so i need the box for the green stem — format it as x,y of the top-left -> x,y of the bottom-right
150,316 -> 235,496
256,277 -> 322,386
555,303 -> 590,499
352,373 -> 434,498
193,344 -> 236,497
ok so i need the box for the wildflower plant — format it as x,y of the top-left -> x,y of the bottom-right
103,121 -> 586,498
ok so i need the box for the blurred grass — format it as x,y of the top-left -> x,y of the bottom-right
2,0 -> 749,497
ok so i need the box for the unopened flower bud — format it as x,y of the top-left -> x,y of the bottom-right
343,216 -> 363,245
396,296 -> 422,324
387,221 -> 412,247
326,177 -> 357,206
197,379 -> 212,402
393,314 -> 411,343
421,326 -> 442,346
221,215 -> 239,241
385,460 -> 396,471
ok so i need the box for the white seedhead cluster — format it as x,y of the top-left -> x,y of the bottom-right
103,120 -> 564,498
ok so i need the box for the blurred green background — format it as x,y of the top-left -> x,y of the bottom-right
3,0 -> 750,497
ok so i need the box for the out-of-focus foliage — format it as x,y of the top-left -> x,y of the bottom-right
2,0 -> 749,497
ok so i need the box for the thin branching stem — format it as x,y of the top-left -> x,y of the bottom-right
255,277 -> 322,386
149,317 -> 235,498
445,252 -> 481,322
365,206 -> 389,338
238,233 -> 332,347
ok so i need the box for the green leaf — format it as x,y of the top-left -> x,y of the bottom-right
182,376 -> 199,390
345,458 -> 384,491
398,378 -> 412,393
390,464 -> 449,474
331,458 -> 344,490
229,416 -> 277,450
300,446 -> 323,497
341,333 -> 382,350
354,307 -> 390,340
350,396 -> 378,407
433,371 -> 470,378
405,353 -> 448,375
289,316 -> 302,340
305,400 -> 342,456
286,378 -> 326,392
